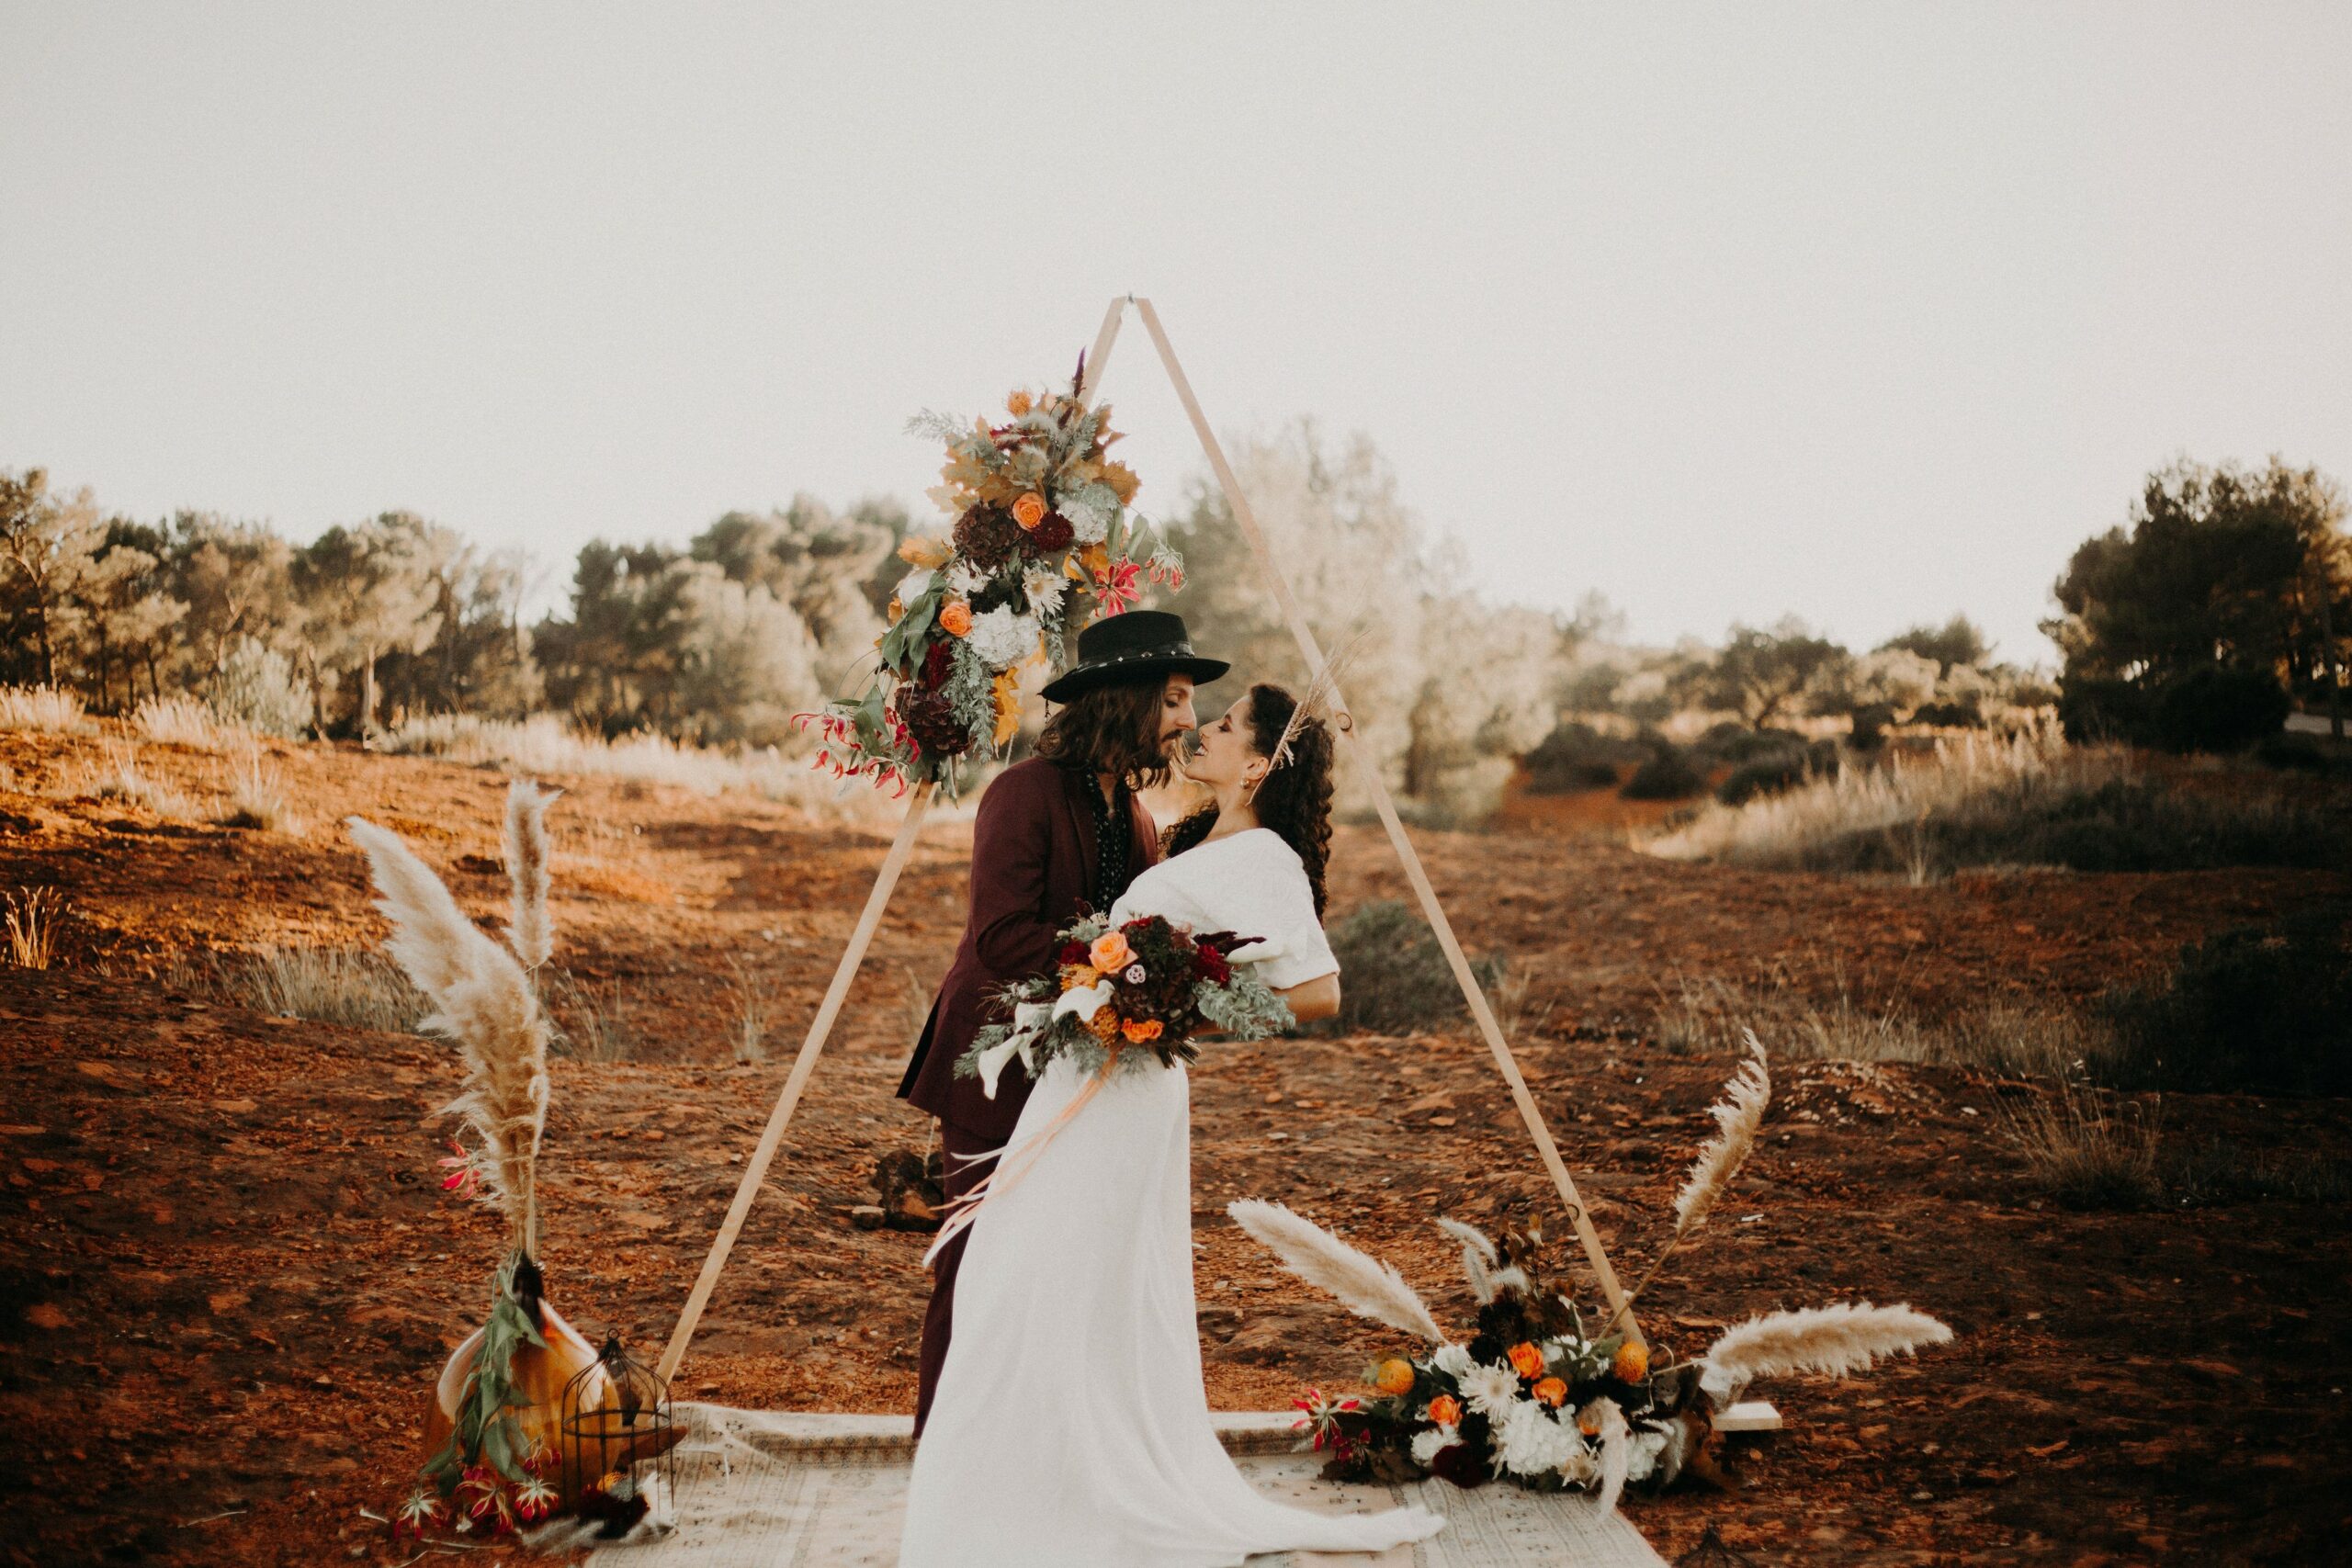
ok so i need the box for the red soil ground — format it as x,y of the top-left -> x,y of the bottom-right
2,728 -> 2347,1565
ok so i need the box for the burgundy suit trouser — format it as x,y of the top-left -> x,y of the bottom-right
913,1118 -> 998,1437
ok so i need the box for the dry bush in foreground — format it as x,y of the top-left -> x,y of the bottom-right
1643,722 -> 2332,878
4,887 -> 63,969
131,694 -> 232,750
0,684 -> 89,734
2000,1083 -> 2163,1210
217,946 -> 432,1032
381,713 -> 888,821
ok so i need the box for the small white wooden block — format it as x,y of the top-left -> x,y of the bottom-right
1715,1399 -> 1783,1433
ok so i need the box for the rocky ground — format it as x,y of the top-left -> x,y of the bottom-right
1,727 -> 2347,1565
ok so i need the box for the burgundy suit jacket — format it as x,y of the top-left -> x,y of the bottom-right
896,757 -> 1161,1144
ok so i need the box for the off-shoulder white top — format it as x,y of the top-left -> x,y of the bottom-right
1106,828 -> 1338,991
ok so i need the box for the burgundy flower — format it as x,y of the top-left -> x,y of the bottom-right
1029,512 -> 1074,552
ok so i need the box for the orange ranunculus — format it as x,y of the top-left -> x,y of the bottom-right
1012,492 -> 1048,530
939,600 -> 973,637
1425,1394 -> 1462,1427
1006,389 -> 1034,416
1577,1404 -> 1604,1437
1120,1018 -> 1164,1044
1089,931 -> 1133,972
1507,1342 -> 1544,1381
1612,1341 -> 1649,1384
1087,1006 -> 1123,1043
1374,1359 -> 1416,1397
1532,1377 -> 1567,1408
898,535 -> 952,568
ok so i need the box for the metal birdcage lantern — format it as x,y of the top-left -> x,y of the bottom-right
1674,1526 -> 1758,1568
560,1331 -> 678,1538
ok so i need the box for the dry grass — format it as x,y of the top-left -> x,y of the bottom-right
1641,720 -> 2330,877
2000,1082 -> 2164,1210
218,946 -> 431,1032
380,713 -> 891,822
544,966 -> 635,1062
132,694 -> 233,750
79,743 -> 198,819
4,887 -> 64,969
214,748 -> 300,832
726,953 -> 773,1065
1653,970 -> 2097,1078
0,684 -> 89,734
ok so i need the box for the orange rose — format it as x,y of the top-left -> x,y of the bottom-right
1374,1359 -> 1416,1396
1532,1377 -> 1567,1408
939,600 -> 973,637
1089,931 -> 1133,972
1424,1394 -> 1462,1427
1121,1018 -> 1165,1044
1012,492 -> 1048,530
1006,389 -> 1034,416
1611,1341 -> 1648,1383
1507,1342 -> 1544,1381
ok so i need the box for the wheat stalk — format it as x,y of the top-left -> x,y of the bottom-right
347,816 -> 551,1257
1228,1200 -> 1445,1344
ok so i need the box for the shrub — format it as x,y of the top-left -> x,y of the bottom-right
1714,741 -> 1838,807
2059,665 -> 2290,753
132,695 -> 230,750
2001,1084 -> 2163,1211
220,946 -> 431,1032
2254,734 -> 2335,774
1324,899 -> 1502,1035
1520,722 -> 1639,795
212,637 -> 314,739
2094,909 -> 2352,1098
1619,745 -> 1705,801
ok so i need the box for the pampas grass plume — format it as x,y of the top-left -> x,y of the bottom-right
1229,1200 -> 1444,1344
1700,1301 -> 1953,1406
1434,1216 -> 1499,1304
348,816 -> 550,1251
502,778 -> 560,971
1672,1027 -> 1770,1237
1589,1397 -> 1630,1517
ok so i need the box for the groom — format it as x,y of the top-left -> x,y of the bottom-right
897,609 -> 1227,1434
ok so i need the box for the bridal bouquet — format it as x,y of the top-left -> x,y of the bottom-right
800,359 -> 1185,796
954,913 -> 1295,1095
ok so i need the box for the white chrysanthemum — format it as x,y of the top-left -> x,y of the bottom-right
1458,1362 -> 1522,1419
1409,1427 -> 1453,1467
894,568 -> 935,607
1496,1400 -> 1582,1480
965,606 -> 1040,668
1430,1344 -> 1476,1380
946,561 -> 989,596
1023,568 -> 1069,614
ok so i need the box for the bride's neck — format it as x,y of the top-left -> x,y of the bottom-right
1203,785 -> 1260,841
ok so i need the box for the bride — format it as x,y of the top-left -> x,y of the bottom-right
898,681 -> 1448,1567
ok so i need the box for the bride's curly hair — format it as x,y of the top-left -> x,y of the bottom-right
1159,682 -> 1336,918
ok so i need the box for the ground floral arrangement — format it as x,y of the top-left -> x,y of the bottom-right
801,358 -> 1184,795
1237,1032 -> 1954,1516
955,912 -> 1295,1096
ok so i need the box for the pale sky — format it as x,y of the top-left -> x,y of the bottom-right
6,3 -> 2348,668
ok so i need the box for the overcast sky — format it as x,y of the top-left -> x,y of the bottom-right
6,3 -> 2347,667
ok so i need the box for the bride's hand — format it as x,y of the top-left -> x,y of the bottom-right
1274,973 -> 1340,1026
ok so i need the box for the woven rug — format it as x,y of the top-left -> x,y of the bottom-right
580,1404 -> 1668,1568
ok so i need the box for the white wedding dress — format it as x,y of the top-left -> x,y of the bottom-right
899,828 -> 1447,1567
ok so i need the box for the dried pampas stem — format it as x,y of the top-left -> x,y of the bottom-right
503,778 -> 560,973
1699,1301 -> 1953,1409
1228,1200 -> 1444,1344
1248,627 -> 1371,799
1589,1396 -> 1630,1517
348,816 -> 551,1258
1605,1029 -> 1770,1333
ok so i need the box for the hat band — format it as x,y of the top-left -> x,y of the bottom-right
1080,639 -> 1198,669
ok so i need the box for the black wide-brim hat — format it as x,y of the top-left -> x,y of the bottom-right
1040,609 -> 1229,704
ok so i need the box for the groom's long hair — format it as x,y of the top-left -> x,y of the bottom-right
1035,678 -> 1179,790
1160,682 -> 1336,917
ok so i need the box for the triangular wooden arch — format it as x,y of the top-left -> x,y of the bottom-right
657,298 -> 1640,1387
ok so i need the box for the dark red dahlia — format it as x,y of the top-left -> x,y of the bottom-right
1029,512 -> 1074,552
1058,941 -> 1090,966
